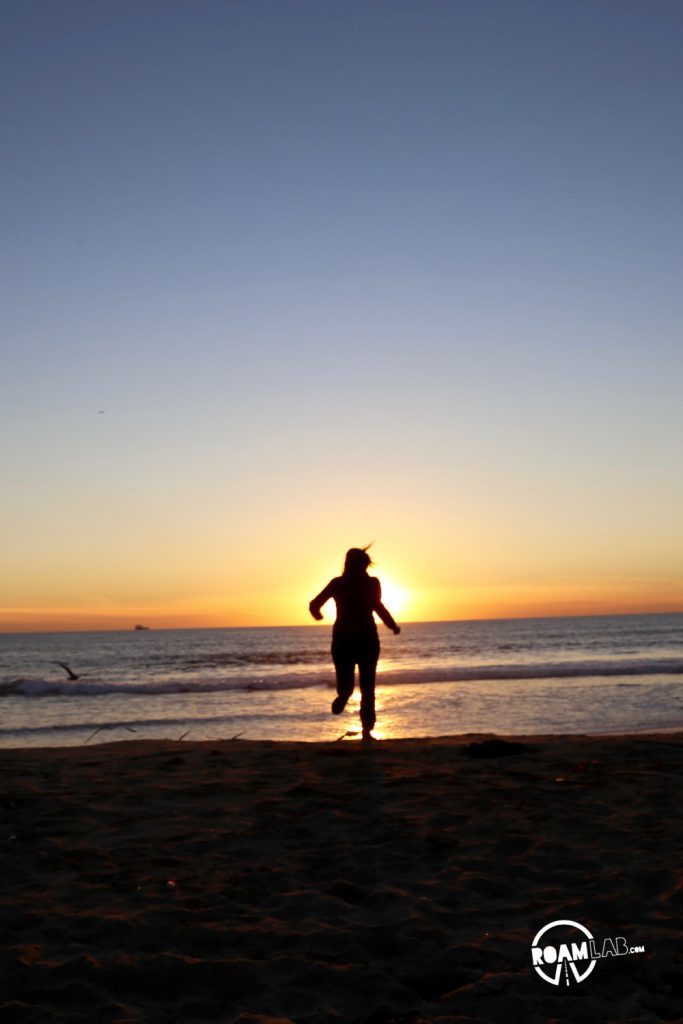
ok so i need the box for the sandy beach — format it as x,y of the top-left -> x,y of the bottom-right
0,732 -> 680,1023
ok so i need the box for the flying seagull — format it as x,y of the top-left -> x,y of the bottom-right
55,661 -> 80,681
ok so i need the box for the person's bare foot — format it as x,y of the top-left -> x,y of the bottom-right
331,696 -> 347,715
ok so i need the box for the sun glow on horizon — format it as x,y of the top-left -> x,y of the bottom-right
376,575 -> 410,622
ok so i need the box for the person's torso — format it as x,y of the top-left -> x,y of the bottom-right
330,575 -> 378,635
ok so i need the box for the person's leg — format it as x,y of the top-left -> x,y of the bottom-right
331,638 -> 355,714
358,635 -> 380,733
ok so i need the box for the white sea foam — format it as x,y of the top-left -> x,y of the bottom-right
2,656 -> 683,699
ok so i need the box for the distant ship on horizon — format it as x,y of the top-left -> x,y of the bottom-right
134,624 -> 150,631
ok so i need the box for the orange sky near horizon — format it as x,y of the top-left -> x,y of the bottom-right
2,562 -> 682,634
3,445 -> 683,633
3,469 -> 683,633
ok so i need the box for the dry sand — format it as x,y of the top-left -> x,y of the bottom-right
0,732 -> 681,1023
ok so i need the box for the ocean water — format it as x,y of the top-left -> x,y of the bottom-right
1,614 -> 682,747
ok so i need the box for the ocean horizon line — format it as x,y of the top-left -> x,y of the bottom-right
1,608 -> 682,638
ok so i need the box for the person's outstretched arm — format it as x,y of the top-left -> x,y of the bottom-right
309,580 -> 336,621
373,579 -> 401,634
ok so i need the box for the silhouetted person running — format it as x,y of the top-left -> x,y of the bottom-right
309,548 -> 400,739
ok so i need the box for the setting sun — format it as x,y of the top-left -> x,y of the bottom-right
377,576 -> 410,620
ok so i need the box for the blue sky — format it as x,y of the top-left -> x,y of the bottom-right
2,0 -> 682,627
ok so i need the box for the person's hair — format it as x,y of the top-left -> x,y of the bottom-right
343,546 -> 373,576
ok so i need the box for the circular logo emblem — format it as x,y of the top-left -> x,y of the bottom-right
531,919 -> 597,986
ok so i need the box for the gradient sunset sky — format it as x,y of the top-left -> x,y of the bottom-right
2,0 -> 682,631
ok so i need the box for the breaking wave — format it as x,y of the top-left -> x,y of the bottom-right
2,657 -> 683,698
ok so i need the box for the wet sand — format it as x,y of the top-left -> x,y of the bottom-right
0,732 -> 681,1023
